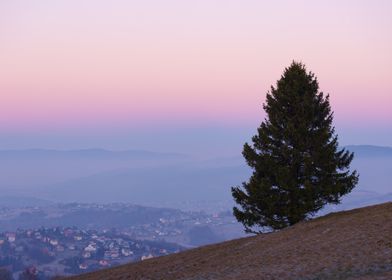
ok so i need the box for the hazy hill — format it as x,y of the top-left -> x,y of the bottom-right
347,145 -> 392,194
345,145 -> 392,157
41,145 -> 392,209
68,202 -> 392,280
0,148 -> 189,192
40,165 -> 249,205
0,148 -> 186,160
0,196 -> 53,207
1,145 -> 391,212
0,203 -> 185,231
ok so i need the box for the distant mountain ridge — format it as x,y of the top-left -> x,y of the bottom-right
0,144 -> 390,159
0,148 -> 187,160
344,145 -> 392,157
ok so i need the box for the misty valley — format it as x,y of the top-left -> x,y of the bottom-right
0,145 -> 392,278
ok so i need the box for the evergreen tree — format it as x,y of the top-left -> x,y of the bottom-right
232,62 -> 358,233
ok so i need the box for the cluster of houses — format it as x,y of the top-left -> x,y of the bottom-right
0,202 -> 242,279
0,227 -> 182,278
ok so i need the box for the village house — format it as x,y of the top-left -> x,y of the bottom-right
49,239 -> 59,246
141,254 -> 154,261
84,243 -> 97,253
82,251 -> 91,258
121,248 -> 133,257
99,260 -> 109,267
6,232 -> 16,242
74,235 -> 83,241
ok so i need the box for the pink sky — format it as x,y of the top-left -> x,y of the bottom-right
0,0 -> 391,152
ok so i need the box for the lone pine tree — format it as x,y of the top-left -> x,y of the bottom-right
232,62 -> 358,233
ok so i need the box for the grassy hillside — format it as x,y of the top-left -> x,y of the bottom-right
68,202 -> 392,280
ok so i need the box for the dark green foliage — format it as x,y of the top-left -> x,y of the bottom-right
232,62 -> 358,233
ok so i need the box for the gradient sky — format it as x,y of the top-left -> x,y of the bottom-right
1,0 -> 391,155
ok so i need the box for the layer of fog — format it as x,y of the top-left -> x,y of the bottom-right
0,145 -> 391,212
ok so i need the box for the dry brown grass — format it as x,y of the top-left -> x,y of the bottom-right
67,202 -> 392,280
